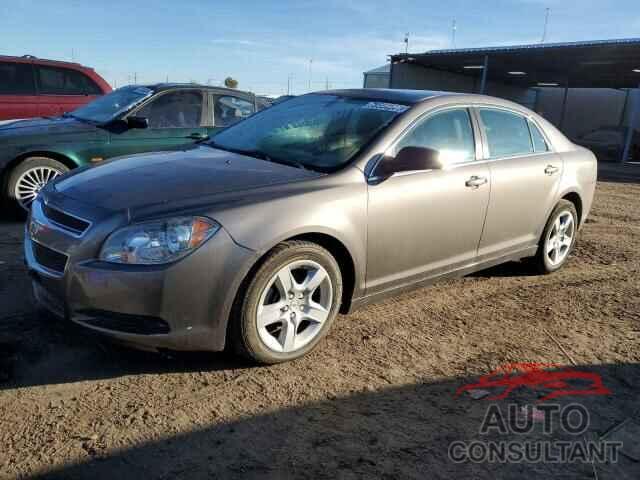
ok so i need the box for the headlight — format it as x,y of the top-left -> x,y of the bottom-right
100,216 -> 220,265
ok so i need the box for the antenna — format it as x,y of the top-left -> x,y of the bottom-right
541,8 -> 550,43
451,20 -> 457,48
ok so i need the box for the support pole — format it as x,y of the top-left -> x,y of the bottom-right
479,55 -> 489,94
621,84 -> 640,163
559,81 -> 570,131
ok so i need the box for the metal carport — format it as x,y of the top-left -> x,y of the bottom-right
390,38 -> 640,163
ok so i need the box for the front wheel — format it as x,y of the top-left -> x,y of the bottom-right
531,200 -> 578,274
6,157 -> 69,211
230,241 -> 343,364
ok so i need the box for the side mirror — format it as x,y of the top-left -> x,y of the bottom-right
376,146 -> 443,177
127,116 -> 149,129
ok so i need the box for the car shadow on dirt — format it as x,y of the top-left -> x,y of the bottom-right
29,362 -> 640,480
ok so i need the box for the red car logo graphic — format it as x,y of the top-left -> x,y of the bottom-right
455,362 -> 611,403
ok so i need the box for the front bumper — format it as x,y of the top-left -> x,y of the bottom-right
25,196 -> 257,352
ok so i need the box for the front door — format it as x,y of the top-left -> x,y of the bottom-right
366,108 -> 490,295
475,108 -> 562,258
107,89 -> 207,158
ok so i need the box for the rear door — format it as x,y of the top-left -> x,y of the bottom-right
106,89 -> 207,158
475,107 -> 562,258
0,61 -> 38,120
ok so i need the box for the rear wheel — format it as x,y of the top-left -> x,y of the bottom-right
531,200 -> 578,274
6,157 -> 69,212
230,241 -> 343,364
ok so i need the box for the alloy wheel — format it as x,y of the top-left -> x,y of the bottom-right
256,259 -> 333,353
545,211 -> 575,266
14,166 -> 63,210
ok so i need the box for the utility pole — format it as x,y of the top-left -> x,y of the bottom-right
541,8 -> 550,43
133,72 -> 137,84
404,33 -> 409,54
308,59 -> 313,91
287,74 -> 293,95
451,20 -> 457,48
71,48 -> 75,62
325,77 -> 329,90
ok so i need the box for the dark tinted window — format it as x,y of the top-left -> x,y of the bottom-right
214,95 -> 254,127
396,108 -> 476,163
479,109 -> 533,158
0,62 -> 36,95
37,66 -> 102,95
136,90 -> 203,128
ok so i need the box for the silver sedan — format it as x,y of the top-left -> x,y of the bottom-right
25,89 -> 597,363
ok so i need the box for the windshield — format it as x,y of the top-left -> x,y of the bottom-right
71,86 -> 154,123
209,94 -> 407,170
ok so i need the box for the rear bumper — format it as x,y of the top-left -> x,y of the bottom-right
25,203 -> 257,352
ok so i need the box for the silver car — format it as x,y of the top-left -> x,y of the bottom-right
25,90 -> 597,363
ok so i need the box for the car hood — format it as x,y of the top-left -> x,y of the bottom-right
53,146 -> 322,212
0,116 -> 98,139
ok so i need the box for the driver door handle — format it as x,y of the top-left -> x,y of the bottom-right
186,132 -> 207,140
465,176 -> 488,188
544,165 -> 559,175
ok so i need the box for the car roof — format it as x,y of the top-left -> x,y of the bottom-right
141,83 -> 254,96
0,54 -> 96,71
314,88 -> 457,105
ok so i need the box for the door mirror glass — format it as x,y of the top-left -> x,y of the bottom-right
376,146 -> 443,177
127,116 -> 149,129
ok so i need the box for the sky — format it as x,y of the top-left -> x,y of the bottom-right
2,0 -> 639,96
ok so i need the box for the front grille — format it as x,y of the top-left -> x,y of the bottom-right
76,310 -> 171,335
32,241 -> 68,273
43,204 -> 90,235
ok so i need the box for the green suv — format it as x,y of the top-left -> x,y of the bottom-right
0,84 -> 258,211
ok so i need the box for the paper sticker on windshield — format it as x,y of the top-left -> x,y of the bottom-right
363,102 -> 409,113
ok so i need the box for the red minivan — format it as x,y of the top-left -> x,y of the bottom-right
0,55 -> 111,121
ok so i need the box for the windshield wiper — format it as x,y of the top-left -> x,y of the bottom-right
207,141 -> 310,171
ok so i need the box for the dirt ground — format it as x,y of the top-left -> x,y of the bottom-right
1,166 -> 639,479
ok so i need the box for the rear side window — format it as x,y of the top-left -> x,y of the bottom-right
479,108 -> 533,158
214,95 -> 255,127
529,120 -> 550,152
135,90 -> 204,128
36,66 -> 102,95
0,62 -> 36,95
395,108 -> 476,164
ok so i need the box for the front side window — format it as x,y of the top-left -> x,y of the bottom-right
479,109 -> 533,158
209,94 -> 405,171
529,120 -> 550,152
394,108 -> 476,164
214,95 -> 254,127
136,90 -> 203,129
71,86 -> 153,123
36,66 -> 100,95
0,62 -> 36,95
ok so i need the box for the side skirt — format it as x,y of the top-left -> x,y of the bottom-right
347,246 -> 538,313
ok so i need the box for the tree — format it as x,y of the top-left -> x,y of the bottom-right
224,77 -> 238,89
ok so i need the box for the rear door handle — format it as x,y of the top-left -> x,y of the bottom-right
544,165 -> 559,175
465,176 -> 488,188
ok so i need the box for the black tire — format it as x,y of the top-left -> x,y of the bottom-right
230,240 -> 343,364
5,156 -> 69,214
531,200 -> 578,274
